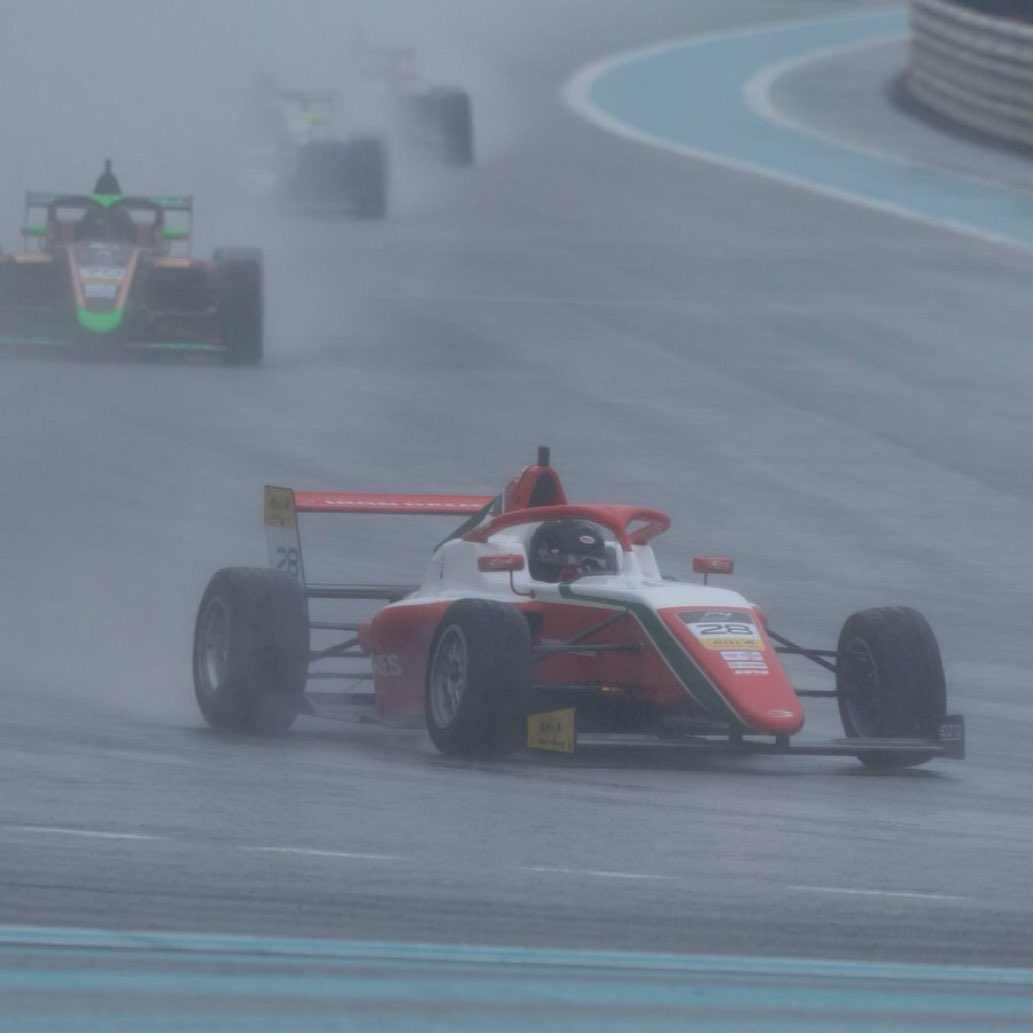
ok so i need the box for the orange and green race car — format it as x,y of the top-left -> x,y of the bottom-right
0,191 -> 263,364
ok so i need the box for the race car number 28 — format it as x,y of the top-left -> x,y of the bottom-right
680,613 -> 763,651
276,546 -> 301,579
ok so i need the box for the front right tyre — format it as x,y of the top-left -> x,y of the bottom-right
836,606 -> 947,768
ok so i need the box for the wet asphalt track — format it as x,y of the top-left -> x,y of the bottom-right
3,1 -> 1033,1028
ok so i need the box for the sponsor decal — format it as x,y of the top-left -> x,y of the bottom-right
264,487 -> 297,529
371,653 -> 402,678
526,708 -> 576,753
721,651 -> 764,662
680,612 -> 763,651
84,283 -> 117,299
79,266 -> 125,281
274,546 -> 301,579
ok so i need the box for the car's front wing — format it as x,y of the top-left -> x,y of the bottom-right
528,709 -> 966,762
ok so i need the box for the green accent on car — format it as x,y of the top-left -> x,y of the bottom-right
89,194 -> 123,208
21,224 -> 49,237
558,584 -> 743,725
77,308 -> 124,333
148,195 -> 192,210
134,341 -> 223,352
161,227 -> 190,241
0,335 -> 66,348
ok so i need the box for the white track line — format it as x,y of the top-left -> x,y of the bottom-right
791,884 -> 966,901
744,34 -> 908,160
242,846 -> 405,861
2,824 -> 164,841
520,865 -> 674,881
742,32 -> 1033,197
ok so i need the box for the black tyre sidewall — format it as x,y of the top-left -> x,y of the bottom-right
193,567 -> 309,734
214,248 -> 263,365
425,599 -> 530,759
437,90 -> 473,166
346,136 -> 387,220
836,606 -> 947,768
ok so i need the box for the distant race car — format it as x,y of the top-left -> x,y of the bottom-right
359,44 -> 475,168
0,192 -> 263,363
275,90 -> 388,219
192,448 -> 965,768
246,48 -> 472,219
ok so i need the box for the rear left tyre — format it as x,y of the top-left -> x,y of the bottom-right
193,567 -> 309,734
836,606 -> 946,768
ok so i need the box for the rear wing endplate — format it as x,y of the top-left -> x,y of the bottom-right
264,486 -> 306,584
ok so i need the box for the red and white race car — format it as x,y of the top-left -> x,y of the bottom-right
192,449 -> 964,768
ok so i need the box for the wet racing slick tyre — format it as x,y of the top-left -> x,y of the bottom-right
835,606 -> 947,769
193,567 -> 309,734
214,247 -> 263,365
346,135 -> 388,220
425,599 -> 531,759
436,89 -> 474,167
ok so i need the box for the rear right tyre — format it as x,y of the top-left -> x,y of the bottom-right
214,247 -> 263,365
436,89 -> 474,167
346,135 -> 388,220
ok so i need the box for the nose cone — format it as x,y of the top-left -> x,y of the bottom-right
660,607 -> 804,735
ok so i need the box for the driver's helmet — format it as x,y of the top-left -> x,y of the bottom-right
76,204 -> 136,244
75,206 -> 108,241
528,520 -> 614,583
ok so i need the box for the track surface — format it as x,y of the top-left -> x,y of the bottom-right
3,0 -> 1033,1026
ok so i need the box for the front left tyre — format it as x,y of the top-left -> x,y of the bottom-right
425,599 -> 531,759
193,567 -> 309,734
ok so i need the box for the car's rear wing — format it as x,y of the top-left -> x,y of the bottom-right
25,191 -> 192,211
263,486 -> 495,597
21,192 -> 194,251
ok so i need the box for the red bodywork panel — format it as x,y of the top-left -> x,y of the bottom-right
526,602 -> 684,705
368,601 -> 451,716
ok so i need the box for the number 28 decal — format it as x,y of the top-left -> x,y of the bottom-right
276,546 -> 301,579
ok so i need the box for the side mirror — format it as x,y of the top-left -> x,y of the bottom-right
693,556 -> 734,584
478,554 -> 525,573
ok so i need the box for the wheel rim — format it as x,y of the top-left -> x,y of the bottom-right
429,625 -> 468,729
196,596 -> 230,699
840,636 -> 880,736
